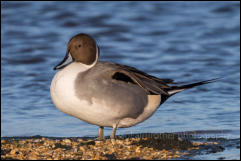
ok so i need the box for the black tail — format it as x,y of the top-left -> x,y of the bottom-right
167,78 -> 221,95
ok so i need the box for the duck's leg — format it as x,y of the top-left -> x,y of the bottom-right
97,126 -> 105,140
110,124 -> 118,143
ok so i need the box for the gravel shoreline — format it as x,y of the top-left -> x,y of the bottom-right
1,133 -> 224,160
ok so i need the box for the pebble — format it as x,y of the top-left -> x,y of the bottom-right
63,139 -> 71,144
10,149 -> 16,155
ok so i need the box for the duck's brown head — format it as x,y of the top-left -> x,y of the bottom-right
54,33 -> 99,70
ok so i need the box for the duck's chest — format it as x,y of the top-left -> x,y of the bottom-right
50,63 -> 120,126
50,63 -> 92,116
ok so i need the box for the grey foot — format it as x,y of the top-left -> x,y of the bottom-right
110,124 -> 118,144
96,126 -> 105,141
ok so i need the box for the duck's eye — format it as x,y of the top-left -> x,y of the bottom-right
78,44 -> 82,48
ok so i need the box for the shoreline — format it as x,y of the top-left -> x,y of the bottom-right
2,133 -> 237,160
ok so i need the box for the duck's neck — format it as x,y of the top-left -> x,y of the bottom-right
68,62 -> 96,73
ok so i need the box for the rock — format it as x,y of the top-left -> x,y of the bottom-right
10,149 -> 16,155
63,139 -> 71,144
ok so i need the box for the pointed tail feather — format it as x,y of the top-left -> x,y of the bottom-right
167,77 -> 221,95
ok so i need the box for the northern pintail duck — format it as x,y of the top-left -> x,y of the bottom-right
50,33 -> 218,141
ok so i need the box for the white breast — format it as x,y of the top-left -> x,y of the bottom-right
50,63 -> 120,127
51,63 -> 88,117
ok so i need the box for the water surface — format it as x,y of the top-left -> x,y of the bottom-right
1,1 -> 240,142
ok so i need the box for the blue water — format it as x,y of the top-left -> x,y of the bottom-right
1,1 -> 240,141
